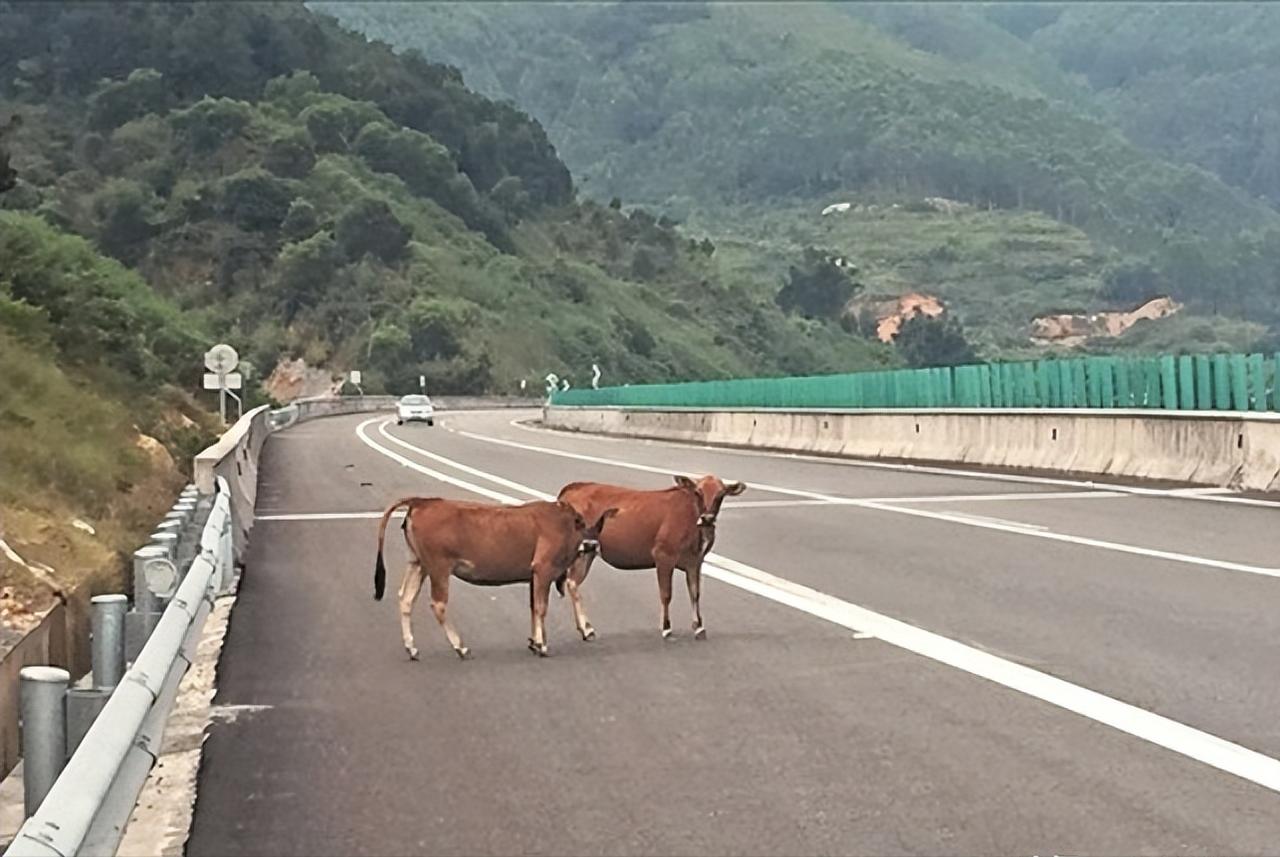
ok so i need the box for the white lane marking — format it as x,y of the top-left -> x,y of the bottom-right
722,491 -> 1125,510
356,419 -> 1280,795
355,419 -> 515,504
874,491 -> 1124,504
377,421 -> 545,500
451,426 -> 1280,580
942,512 -> 1049,532
257,511 -> 401,521
512,418 -> 1280,510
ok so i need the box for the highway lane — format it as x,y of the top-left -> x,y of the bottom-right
188,410 -> 1280,856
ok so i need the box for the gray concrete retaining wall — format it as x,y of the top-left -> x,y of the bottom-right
543,406 -> 1280,491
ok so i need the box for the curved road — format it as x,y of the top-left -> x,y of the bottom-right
188,410 -> 1280,856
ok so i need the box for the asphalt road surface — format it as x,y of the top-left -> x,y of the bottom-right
187,410 -> 1280,856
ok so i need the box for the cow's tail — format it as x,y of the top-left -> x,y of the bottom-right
554,571 -> 567,598
374,497 -> 419,601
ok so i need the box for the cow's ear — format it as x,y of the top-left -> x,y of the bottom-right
594,507 -> 620,532
674,475 -> 696,491
725,481 -> 747,496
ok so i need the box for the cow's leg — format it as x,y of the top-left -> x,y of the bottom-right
566,554 -> 596,641
656,560 -> 676,640
527,569 -> 553,657
431,564 -> 470,659
398,560 -> 425,660
685,561 -> 706,640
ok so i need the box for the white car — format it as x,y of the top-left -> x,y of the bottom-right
396,394 -> 434,426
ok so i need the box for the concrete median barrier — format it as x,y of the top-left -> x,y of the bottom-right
544,406 -> 1280,491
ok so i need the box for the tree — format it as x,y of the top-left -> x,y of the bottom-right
274,231 -> 342,321
894,313 -> 978,368
335,198 -> 411,263
219,169 -> 294,231
264,131 -> 316,179
406,296 -> 477,360
1100,258 -> 1165,306
1,115 -> 20,196
0,148 -> 14,196
87,68 -> 168,131
91,178 -> 160,263
281,198 -> 321,241
170,97 -> 252,154
775,248 -> 860,319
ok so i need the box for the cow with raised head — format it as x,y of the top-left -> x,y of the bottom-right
557,475 -> 746,640
373,497 -> 616,659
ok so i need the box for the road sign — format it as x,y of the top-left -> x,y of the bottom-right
203,373 -> 242,390
419,374 -> 426,392
204,343 -> 239,374
349,370 -> 362,385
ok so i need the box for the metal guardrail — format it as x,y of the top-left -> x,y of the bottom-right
3,479 -> 235,857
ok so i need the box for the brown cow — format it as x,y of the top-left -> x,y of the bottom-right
373,497 -> 616,659
557,475 -> 746,640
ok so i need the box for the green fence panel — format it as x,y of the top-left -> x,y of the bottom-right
1072,361 -> 1088,408
1230,354 -> 1249,411
1269,353 -> 1280,411
1248,353 -> 1266,412
1159,355 -> 1178,409
1212,354 -> 1231,409
1057,362 -> 1072,407
1114,359 -> 1131,407
1099,360 -> 1115,407
1085,359 -> 1103,408
1177,356 -> 1195,410
1194,355 -> 1212,410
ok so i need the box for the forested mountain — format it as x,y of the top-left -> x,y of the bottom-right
322,1 -> 1280,353
0,1 -> 890,401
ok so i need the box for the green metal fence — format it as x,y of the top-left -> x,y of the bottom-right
551,353 -> 1280,412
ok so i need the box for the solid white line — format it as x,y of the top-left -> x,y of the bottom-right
453,426 -> 1280,580
512,418 -> 1280,510
355,418 -> 1280,795
256,511 -> 399,521
942,512 -> 1049,532
378,422 -> 546,500
723,492 -> 1125,510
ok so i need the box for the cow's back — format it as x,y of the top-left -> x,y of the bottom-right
559,483 -> 696,570
408,500 -> 569,581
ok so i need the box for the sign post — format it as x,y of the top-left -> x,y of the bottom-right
349,369 -> 364,397
203,344 -> 239,425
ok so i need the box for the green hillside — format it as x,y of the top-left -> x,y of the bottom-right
321,1 -> 1280,353
1024,5 -> 1280,211
0,1 -> 893,397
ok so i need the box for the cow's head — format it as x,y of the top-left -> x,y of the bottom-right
674,474 -> 746,526
575,507 -> 619,556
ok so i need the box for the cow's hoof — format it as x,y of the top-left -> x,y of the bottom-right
581,626 -> 596,642
454,646 -> 471,660
406,646 -> 420,661
527,639 -> 549,657
661,627 -> 674,641
693,626 -> 707,640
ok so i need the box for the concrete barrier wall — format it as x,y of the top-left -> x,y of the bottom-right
543,406 -> 1280,492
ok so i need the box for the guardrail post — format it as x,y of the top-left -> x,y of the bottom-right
91,594 -> 128,689
128,545 -> 167,658
19,667 -> 69,818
